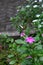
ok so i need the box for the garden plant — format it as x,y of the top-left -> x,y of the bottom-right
8,0 -> 43,65
0,0 -> 43,65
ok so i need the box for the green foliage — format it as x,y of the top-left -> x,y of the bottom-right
10,1 -> 43,33
0,0 -> 43,65
15,39 -> 26,44
8,1 -> 43,65
9,60 -> 16,65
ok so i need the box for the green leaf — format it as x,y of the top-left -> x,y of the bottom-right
34,35 -> 40,42
11,39 -> 14,43
34,62 -> 40,65
35,45 -> 42,50
21,59 -> 32,65
15,39 -> 26,44
25,27 -> 30,35
40,56 -> 43,61
8,54 -> 14,58
9,60 -> 16,65
21,53 -> 28,58
17,45 -> 27,54
12,43 -> 16,48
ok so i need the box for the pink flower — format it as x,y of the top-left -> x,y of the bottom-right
27,56 -> 32,59
25,36 -> 35,44
20,32 -> 25,37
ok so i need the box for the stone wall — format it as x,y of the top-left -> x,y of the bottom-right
0,0 -> 26,31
